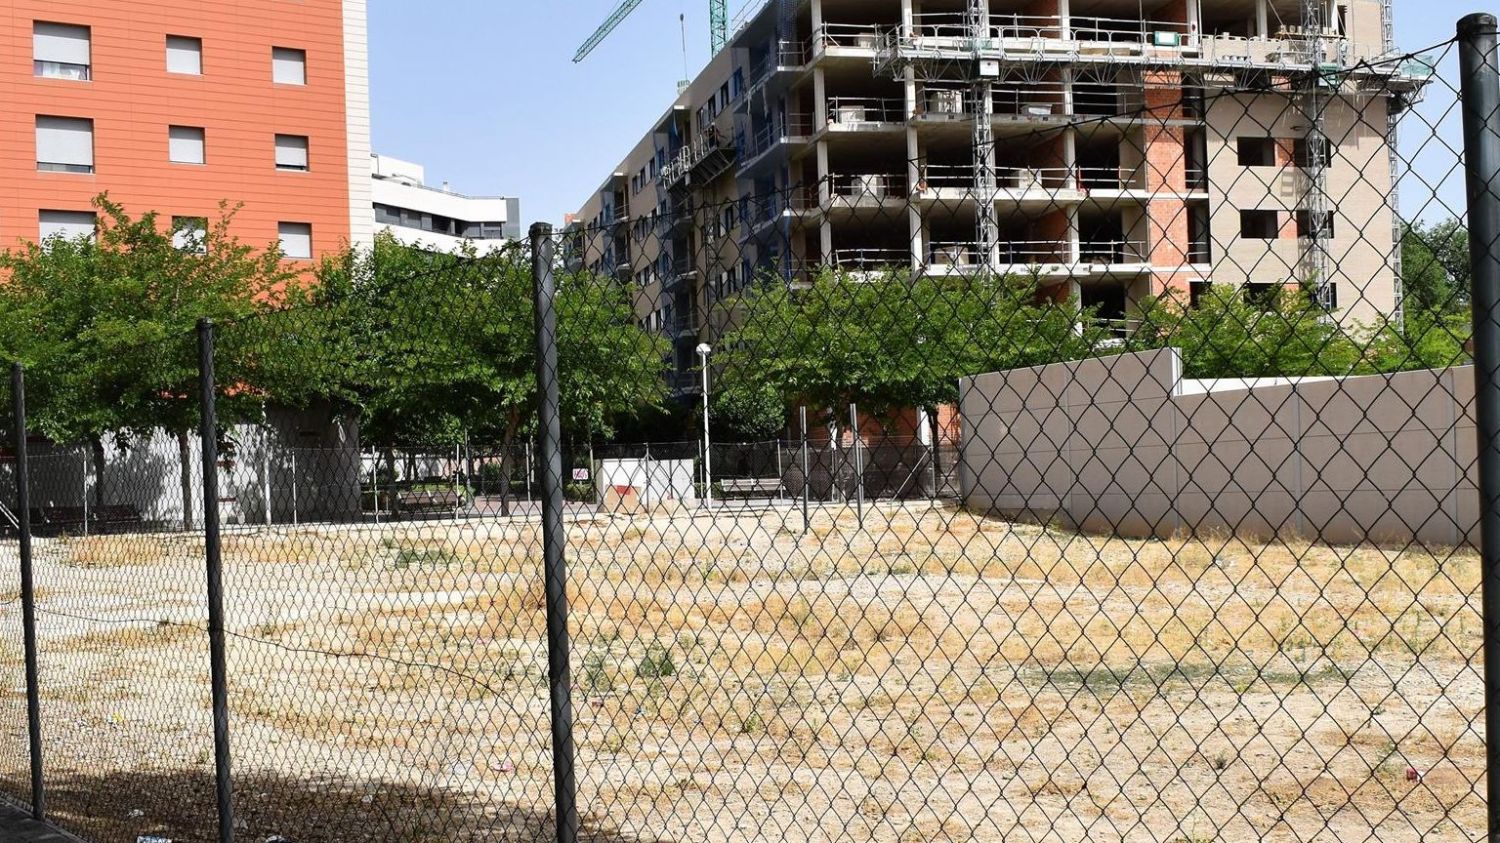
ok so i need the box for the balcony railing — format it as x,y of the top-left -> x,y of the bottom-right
1079,239 -> 1150,264
746,40 -> 811,87
994,166 -> 1074,192
1076,166 -> 1148,190
827,97 -> 905,126
998,241 -> 1073,264
739,114 -> 814,163
829,249 -> 911,271
660,131 -> 736,189
829,173 -> 909,201
927,242 -> 984,268
814,23 -> 885,51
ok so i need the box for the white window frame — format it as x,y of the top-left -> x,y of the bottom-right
166,35 -> 203,75
168,126 -> 206,165
39,210 -> 96,243
271,47 -> 306,85
274,134 -> 310,171
36,116 -> 94,173
34,22 -> 90,80
172,216 -> 208,253
278,222 -> 313,259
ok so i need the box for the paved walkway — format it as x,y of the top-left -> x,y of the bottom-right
0,803 -> 80,842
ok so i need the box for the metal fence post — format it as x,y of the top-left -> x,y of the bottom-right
530,223 -> 579,843
849,404 -> 865,527
799,406 -> 810,534
197,319 -> 235,843
11,364 -> 44,820
1461,13 -> 1500,841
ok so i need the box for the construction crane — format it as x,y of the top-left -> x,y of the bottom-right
574,0 -> 728,63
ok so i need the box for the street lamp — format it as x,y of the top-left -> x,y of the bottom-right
697,342 -> 713,507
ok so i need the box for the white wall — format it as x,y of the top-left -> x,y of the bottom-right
5,409 -> 361,530
344,0 -> 376,251
959,350 -> 1476,547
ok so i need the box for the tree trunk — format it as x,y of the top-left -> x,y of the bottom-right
177,430 -> 195,531
89,436 -> 107,514
497,411 -> 520,518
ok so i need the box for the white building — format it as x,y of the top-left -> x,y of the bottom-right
371,153 -> 521,254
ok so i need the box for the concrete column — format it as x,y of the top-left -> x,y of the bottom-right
816,139 -> 833,258
814,66 -> 828,127
1067,204 -> 1081,263
1058,0 -> 1071,37
1255,0 -> 1269,38
1063,125 -> 1077,187
908,125 -> 924,268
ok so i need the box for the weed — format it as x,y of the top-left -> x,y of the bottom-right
636,643 -> 676,679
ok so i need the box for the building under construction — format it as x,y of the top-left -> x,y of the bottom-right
570,0 -> 1431,397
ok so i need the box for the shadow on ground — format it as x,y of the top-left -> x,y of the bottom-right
39,767 -> 658,843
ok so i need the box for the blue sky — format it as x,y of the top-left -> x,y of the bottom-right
368,0 -> 1477,228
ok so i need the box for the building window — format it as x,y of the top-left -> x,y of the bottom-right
1245,282 -> 1280,309
168,126 -> 206,165
1189,281 -> 1212,308
1295,210 -> 1336,239
271,47 -> 306,85
172,216 -> 208,252
166,36 -> 203,75
34,22 -> 90,80
36,116 -> 94,173
1293,138 -> 1336,168
39,210 -> 96,243
278,222 -> 312,259
1235,137 -> 1276,167
274,134 -> 310,171
1239,209 -> 1280,239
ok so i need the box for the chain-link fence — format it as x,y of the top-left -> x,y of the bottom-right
0,13 -> 1496,843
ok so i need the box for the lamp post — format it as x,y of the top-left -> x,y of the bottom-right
697,343 -> 713,507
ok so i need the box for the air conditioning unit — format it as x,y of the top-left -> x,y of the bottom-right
1014,168 -> 1043,190
836,104 -> 868,124
927,89 -> 965,115
857,173 -> 887,197
854,32 -> 879,49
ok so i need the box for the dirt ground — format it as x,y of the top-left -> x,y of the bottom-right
0,501 -> 1484,842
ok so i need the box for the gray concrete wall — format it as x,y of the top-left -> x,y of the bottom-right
958,350 -> 1477,547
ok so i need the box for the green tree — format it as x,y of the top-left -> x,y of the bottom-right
0,196 -> 301,526
1131,283 -> 1363,378
714,268 -> 1099,439
309,233 -> 668,511
1400,219 -> 1470,315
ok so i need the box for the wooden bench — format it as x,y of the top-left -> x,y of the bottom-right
394,490 -> 463,513
719,478 -> 784,499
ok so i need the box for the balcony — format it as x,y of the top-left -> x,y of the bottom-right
813,23 -> 885,54
744,40 -> 811,96
1079,239 -> 1150,266
737,113 -> 814,174
829,248 -> 911,272
660,132 -> 738,193
742,188 -> 815,236
999,241 -> 1073,266
826,97 -> 906,129
829,173 -> 909,205
666,312 -> 701,339
1077,166 -> 1148,191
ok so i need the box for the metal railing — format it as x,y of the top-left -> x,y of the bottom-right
1079,238 -> 1151,264
829,173 -> 910,200
826,97 -> 906,125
